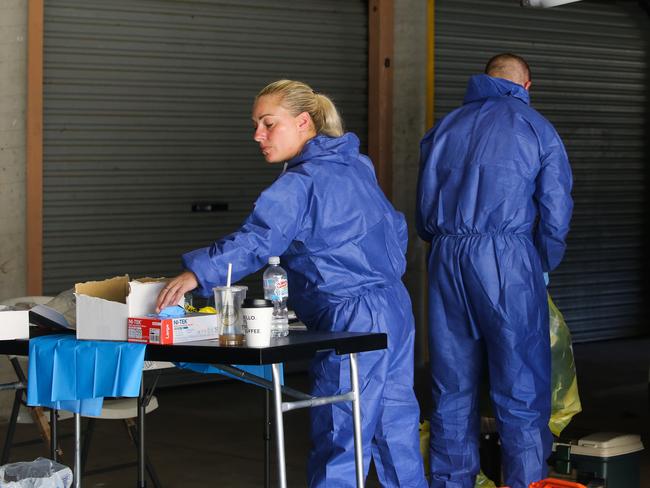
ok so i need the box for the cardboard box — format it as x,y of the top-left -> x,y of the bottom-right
127,313 -> 218,345
75,275 -> 177,341
0,308 -> 29,340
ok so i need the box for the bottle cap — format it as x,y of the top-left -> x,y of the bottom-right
268,256 -> 280,265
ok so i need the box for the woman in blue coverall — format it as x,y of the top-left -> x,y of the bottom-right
157,80 -> 427,487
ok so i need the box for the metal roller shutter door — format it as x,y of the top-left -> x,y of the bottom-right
434,0 -> 648,341
43,0 -> 368,296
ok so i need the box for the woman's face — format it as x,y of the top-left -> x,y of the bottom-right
252,95 -> 314,164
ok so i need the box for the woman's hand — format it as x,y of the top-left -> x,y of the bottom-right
156,271 -> 199,313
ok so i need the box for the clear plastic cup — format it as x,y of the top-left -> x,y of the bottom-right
192,285 -> 246,309
213,285 -> 247,346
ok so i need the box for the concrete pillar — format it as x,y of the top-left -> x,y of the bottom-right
0,1 -> 27,300
393,0 -> 429,368
0,0 -> 28,422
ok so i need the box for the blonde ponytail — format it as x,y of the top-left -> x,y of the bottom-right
312,93 -> 344,137
256,80 -> 344,137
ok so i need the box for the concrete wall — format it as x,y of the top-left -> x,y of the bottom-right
393,0 -> 429,367
0,0 -> 27,421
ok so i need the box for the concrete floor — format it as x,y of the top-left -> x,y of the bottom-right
0,336 -> 648,487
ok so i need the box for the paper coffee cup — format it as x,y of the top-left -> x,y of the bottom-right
242,298 -> 273,348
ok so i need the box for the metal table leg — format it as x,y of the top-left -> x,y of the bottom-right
224,361 -> 364,487
271,363 -> 286,488
74,413 -> 81,488
349,353 -> 364,488
264,389 -> 271,488
138,378 -> 146,488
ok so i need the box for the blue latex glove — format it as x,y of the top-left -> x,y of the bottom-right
158,305 -> 186,318
543,272 -> 550,286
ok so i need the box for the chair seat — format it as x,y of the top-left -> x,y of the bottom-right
15,396 -> 157,423
16,405 -> 74,424
83,396 -> 159,420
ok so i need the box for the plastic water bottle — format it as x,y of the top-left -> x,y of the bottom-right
263,256 -> 289,337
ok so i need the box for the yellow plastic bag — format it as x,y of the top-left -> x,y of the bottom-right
419,421 -> 430,476
547,294 -> 582,436
475,470 -> 498,488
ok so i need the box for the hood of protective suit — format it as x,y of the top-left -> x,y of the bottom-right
287,132 -> 374,172
463,74 -> 530,106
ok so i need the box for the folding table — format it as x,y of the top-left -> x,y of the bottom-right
0,329 -> 387,488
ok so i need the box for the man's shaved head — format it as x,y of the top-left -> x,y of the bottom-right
485,53 -> 532,88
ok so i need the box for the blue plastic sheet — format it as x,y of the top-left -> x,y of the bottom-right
27,334 -> 146,416
174,362 -> 283,386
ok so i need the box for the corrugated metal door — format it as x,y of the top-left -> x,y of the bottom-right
434,0 -> 648,341
42,0 -> 368,296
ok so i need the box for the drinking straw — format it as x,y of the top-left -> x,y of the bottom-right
223,263 -> 234,327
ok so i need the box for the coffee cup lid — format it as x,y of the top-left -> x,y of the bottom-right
242,298 -> 273,308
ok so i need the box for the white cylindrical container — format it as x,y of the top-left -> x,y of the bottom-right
242,298 -> 274,348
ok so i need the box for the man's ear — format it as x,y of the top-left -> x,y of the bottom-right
524,80 -> 532,91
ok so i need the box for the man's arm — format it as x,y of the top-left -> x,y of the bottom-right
534,129 -> 573,271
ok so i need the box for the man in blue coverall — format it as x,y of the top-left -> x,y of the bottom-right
416,54 -> 573,488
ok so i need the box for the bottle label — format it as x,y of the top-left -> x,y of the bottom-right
264,278 -> 288,301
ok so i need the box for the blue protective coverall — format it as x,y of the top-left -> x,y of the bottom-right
184,133 -> 427,487
416,75 -> 573,488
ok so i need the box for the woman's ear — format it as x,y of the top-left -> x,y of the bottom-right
296,111 -> 313,132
